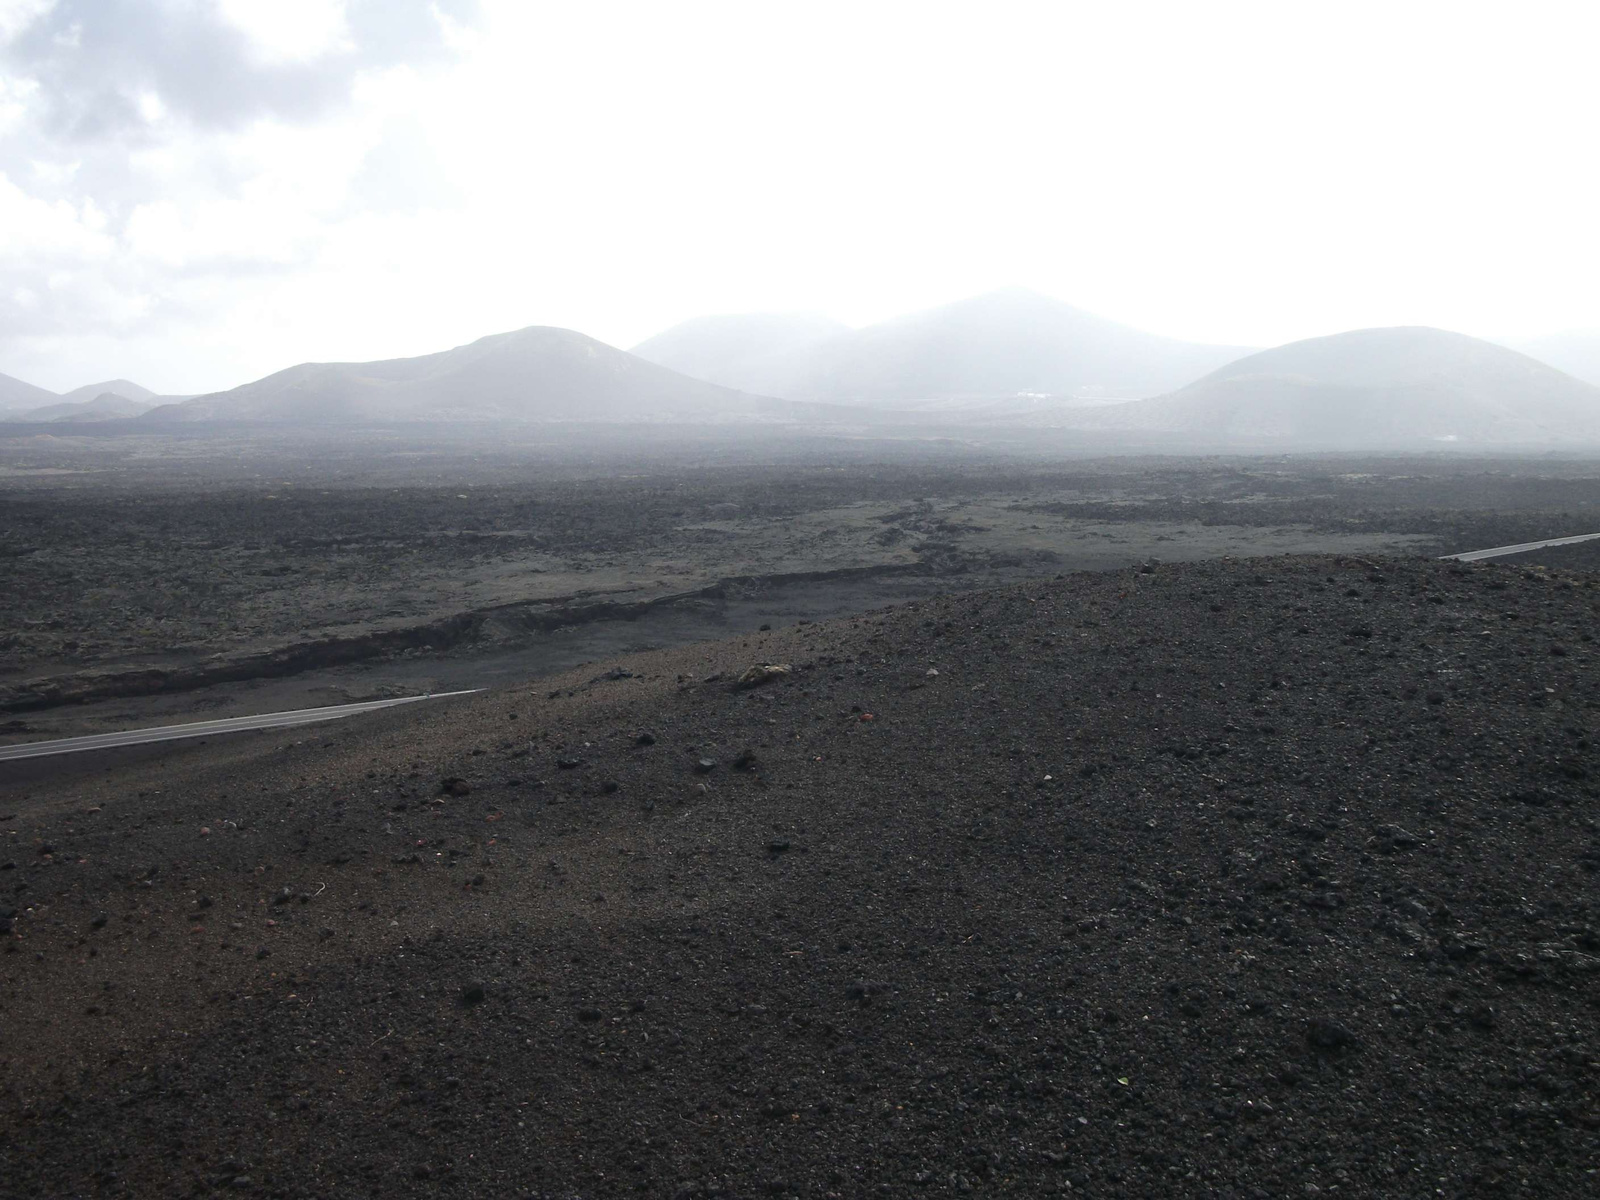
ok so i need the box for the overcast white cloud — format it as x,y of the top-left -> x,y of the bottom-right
0,0 -> 1597,393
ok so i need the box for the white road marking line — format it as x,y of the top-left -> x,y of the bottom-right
1440,532 -> 1600,563
0,690 -> 483,762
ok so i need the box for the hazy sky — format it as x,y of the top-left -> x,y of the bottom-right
1,0 -> 1597,393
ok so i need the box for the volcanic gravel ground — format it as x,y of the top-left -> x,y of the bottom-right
2,554 -> 1599,1198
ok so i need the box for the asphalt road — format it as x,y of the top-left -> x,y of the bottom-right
1439,532 -> 1600,563
0,690 -> 482,762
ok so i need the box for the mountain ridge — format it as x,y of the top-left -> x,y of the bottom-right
15,392 -> 158,422
141,325 -> 826,424
632,288 -> 1256,403
630,312 -> 850,391
0,372 -> 60,412
57,378 -> 159,405
0,374 -> 165,416
1063,326 -> 1600,445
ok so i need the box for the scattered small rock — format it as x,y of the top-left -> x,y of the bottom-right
736,663 -> 792,689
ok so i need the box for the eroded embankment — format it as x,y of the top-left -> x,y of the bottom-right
0,562 -> 926,713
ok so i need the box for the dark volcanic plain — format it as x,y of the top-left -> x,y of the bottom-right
3,552 -> 1600,1197
3,434 -> 1600,1198
9,428 -> 1600,739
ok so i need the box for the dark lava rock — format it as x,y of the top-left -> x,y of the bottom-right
1375,823 -> 1421,849
1440,935 -> 1486,961
1306,1018 -> 1356,1050
734,748 -> 759,771
635,732 -> 657,746
440,777 -> 471,796
89,912 -> 107,929
576,1007 -> 603,1023
1396,898 -> 1431,922
460,981 -> 486,1006
601,780 -> 620,794
556,758 -> 585,770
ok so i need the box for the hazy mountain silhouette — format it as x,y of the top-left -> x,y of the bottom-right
1503,330 -> 1600,389
16,392 -> 158,422
1070,327 -> 1600,446
0,372 -> 59,412
633,289 -> 1254,403
2,375 -> 163,418
630,313 -> 849,391
57,379 -> 159,405
141,326 -> 811,423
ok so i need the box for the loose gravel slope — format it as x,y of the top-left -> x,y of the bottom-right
2,554 -> 1598,1198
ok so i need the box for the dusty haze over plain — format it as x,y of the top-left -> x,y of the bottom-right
1,0 -> 1598,393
